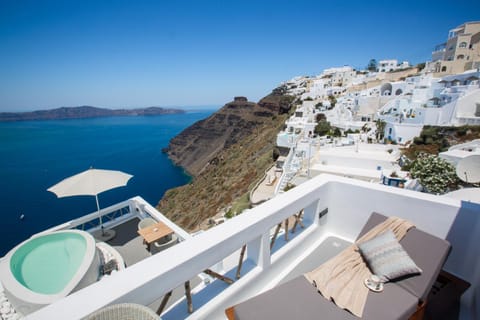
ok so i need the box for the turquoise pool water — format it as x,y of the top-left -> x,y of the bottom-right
10,232 -> 87,295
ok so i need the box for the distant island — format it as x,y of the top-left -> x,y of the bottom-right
0,106 -> 185,122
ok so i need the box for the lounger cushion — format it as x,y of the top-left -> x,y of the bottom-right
231,212 -> 451,319
357,212 -> 451,301
232,276 -> 418,320
357,212 -> 389,239
395,227 -> 451,301
358,230 -> 422,282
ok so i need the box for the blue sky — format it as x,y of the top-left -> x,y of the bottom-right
0,0 -> 479,111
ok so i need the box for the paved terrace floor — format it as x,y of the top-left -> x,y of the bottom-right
250,166 -> 281,204
98,218 -> 202,316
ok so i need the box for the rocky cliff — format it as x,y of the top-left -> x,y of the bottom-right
158,91 -> 295,230
164,95 -> 292,176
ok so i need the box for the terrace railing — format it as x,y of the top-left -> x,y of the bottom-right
38,199 -> 135,235
25,175 -> 468,320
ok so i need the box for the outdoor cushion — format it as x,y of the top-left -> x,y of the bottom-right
232,276 -> 418,320
358,230 -> 422,282
228,212 -> 451,319
356,212 -> 389,239
395,227 -> 451,301
356,212 -> 451,301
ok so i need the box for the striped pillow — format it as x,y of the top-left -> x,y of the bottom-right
358,230 -> 422,282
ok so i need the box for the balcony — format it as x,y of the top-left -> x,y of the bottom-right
23,175 -> 480,320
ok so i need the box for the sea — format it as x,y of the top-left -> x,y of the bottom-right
0,110 -> 215,257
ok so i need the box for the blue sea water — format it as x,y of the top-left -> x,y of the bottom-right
0,111 -> 214,256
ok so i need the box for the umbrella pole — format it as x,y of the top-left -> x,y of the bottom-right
95,194 -> 104,236
95,194 -> 116,241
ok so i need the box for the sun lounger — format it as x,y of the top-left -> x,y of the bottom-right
227,276 -> 418,320
356,212 -> 451,302
226,212 -> 451,320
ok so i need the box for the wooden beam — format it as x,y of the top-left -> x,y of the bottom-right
236,245 -> 247,279
284,218 -> 289,241
270,223 -> 282,249
185,281 -> 193,313
225,306 -> 236,320
156,290 -> 172,315
291,210 -> 305,233
204,269 -> 234,285
408,300 -> 427,320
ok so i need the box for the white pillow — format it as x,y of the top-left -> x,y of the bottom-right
358,230 -> 422,282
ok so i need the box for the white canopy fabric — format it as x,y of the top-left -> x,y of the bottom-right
48,168 -> 133,240
48,168 -> 133,198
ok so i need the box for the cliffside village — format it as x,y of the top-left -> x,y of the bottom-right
249,21 -> 480,206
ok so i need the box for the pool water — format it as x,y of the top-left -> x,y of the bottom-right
10,232 -> 87,294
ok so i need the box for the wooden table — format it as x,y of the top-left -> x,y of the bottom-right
137,221 -> 174,249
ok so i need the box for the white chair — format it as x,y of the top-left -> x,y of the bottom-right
87,303 -> 159,320
137,218 -> 157,230
151,234 -> 178,254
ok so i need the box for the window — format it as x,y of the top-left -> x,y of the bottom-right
457,54 -> 465,60
441,66 -> 447,72
459,42 -> 467,48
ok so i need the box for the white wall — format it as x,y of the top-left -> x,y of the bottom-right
385,122 -> 423,144
455,90 -> 480,120
325,179 -> 460,240
276,132 -> 298,148
317,154 -> 395,171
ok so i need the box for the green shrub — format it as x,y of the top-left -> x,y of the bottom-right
225,209 -> 234,219
457,127 -> 467,136
416,62 -> 426,71
273,148 -> 280,161
316,113 -> 326,122
332,127 -> 342,137
413,137 -> 423,144
410,153 -> 458,194
328,95 -> 337,107
314,120 -> 332,136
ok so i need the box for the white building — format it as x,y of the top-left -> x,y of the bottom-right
440,139 -> 480,166
321,66 -> 357,87
301,77 -> 327,100
377,59 -> 410,73
281,76 -> 310,97
377,71 -> 480,143
307,143 -> 402,182
276,101 -> 317,148
300,67 -> 361,100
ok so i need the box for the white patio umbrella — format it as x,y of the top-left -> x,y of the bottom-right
48,168 -> 133,240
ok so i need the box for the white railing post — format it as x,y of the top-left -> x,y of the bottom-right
247,233 -> 271,269
128,199 -> 140,216
303,199 -> 324,226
